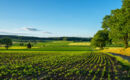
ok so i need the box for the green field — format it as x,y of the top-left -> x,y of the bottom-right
0,41 -> 92,51
0,52 -> 130,80
0,41 -> 130,80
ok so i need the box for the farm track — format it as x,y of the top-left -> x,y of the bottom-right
110,53 -> 130,62
0,52 -> 129,80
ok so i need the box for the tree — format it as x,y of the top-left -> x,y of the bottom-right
122,0 -> 130,9
0,39 -> 2,47
1,38 -> 12,50
33,40 -> 37,44
104,9 -> 129,48
27,42 -> 32,49
91,30 -> 109,49
63,37 -> 67,41
19,43 -> 24,46
102,15 -> 111,30
101,0 -> 130,48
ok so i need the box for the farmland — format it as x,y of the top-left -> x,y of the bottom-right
0,0 -> 130,79
0,52 -> 130,80
0,41 -> 92,51
0,41 -> 130,80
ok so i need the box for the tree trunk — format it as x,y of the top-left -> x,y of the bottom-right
124,33 -> 128,48
5,45 -> 8,50
100,47 -> 104,50
100,43 -> 104,50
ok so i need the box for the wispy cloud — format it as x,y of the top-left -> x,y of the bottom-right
43,32 -> 53,34
23,27 -> 40,31
0,31 -> 30,36
0,27 -> 53,37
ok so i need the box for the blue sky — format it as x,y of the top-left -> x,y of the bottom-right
0,0 -> 122,37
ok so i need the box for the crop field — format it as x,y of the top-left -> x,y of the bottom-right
0,46 -> 92,51
0,41 -> 130,80
68,42 -> 90,46
0,0 -> 130,79
0,52 -> 129,80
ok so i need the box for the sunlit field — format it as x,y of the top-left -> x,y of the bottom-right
68,42 -> 90,46
0,0 -> 130,79
0,41 -> 92,51
0,52 -> 129,80
0,41 -> 130,80
102,47 -> 130,56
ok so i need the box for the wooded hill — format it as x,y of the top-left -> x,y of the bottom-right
0,35 -> 92,42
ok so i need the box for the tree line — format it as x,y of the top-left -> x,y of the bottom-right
91,0 -> 130,49
0,35 -> 92,42
0,37 -> 32,50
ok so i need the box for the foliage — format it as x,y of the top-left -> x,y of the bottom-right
0,35 -> 92,42
27,42 -> 32,49
63,37 -> 67,41
91,30 -> 109,49
102,15 -> 111,30
19,43 -> 24,46
101,0 -> 130,48
0,37 -> 12,50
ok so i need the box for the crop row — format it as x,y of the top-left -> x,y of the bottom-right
0,52 -> 129,80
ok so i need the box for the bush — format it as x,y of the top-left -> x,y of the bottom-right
27,42 -> 32,49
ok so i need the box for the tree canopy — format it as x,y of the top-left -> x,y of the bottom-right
27,42 -> 32,49
91,30 -> 109,49
101,0 -> 130,48
0,37 -> 12,49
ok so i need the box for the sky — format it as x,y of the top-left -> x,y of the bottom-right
0,0 -> 122,37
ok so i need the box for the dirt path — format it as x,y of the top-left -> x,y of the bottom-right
110,53 -> 130,62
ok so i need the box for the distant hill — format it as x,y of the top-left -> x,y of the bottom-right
0,35 -> 92,42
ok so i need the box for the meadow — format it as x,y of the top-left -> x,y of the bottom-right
0,41 -> 92,51
0,41 -> 130,80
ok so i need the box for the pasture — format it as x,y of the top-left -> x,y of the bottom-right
0,41 -> 92,51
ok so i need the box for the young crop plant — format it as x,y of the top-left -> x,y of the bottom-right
0,52 -> 129,79
92,75 -> 96,80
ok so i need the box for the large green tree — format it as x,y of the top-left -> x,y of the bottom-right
102,0 -> 130,48
102,15 -> 111,30
1,38 -> 13,50
91,30 -> 110,49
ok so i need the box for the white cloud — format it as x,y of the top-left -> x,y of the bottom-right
0,31 -> 29,36
43,32 -> 53,34
0,27 -> 53,37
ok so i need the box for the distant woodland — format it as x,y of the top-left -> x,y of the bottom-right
0,35 -> 92,42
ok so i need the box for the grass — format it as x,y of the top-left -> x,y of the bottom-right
104,53 -> 130,66
0,46 -> 92,51
12,41 -> 72,47
68,42 -> 90,46
0,51 -> 94,54
101,47 -> 130,56
0,41 -> 93,51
